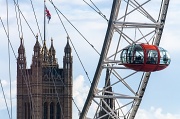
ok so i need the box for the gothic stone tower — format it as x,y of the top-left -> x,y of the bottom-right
98,69 -> 118,119
17,36 -> 72,119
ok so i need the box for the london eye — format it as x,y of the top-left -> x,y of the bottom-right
79,0 -> 170,118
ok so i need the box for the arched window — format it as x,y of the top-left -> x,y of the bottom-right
50,102 -> 54,119
44,102 -> 48,119
56,103 -> 61,119
25,103 -> 27,119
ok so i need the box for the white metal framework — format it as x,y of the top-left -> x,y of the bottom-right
80,0 -> 170,119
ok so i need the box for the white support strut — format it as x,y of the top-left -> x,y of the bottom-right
79,0 -> 121,118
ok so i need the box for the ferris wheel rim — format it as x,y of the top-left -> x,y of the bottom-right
79,0 -> 170,119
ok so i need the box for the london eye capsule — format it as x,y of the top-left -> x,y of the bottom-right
120,43 -> 171,72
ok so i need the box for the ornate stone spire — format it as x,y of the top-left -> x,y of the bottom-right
41,39 -> 49,64
63,36 -> 73,83
105,69 -> 111,88
98,69 -> 116,118
49,38 -> 55,55
49,38 -> 57,65
17,36 -> 26,69
34,34 -> 41,55
18,36 -> 25,54
64,36 -> 71,55
31,34 -> 42,67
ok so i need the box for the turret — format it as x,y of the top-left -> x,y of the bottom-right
17,37 -> 27,119
63,36 -> 73,119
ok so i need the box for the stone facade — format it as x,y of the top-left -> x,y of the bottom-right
17,36 -> 72,119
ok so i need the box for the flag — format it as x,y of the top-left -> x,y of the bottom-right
45,6 -> 51,23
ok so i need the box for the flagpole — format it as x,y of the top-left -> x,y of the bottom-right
44,0 -> 46,42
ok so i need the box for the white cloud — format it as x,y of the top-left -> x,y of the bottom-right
136,107 -> 180,119
1,80 -> 8,87
73,75 -> 99,119
73,75 -> 89,118
0,80 -> 16,110
73,75 -> 90,108
55,0 -> 104,6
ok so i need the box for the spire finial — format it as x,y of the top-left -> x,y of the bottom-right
43,39 -> 46,46
20,35 -> 23,44
36,33 -> 38,41
67,35 -> 70,42
51,37 -> 53,45
20,34 -> 23,39
66,36 -> 70,46
105,68 -> 111,87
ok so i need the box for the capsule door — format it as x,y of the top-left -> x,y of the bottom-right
121,44 -> 145,71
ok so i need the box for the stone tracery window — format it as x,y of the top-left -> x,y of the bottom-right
50,102 -> 54,119
56,102 -> 61,119
44,102 -> 48,119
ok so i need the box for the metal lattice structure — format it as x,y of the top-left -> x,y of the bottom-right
80,0 -> 170,119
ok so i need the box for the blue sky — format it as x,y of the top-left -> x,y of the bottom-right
0,0 -> 179,119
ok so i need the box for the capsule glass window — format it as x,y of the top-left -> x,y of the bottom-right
146,50 -> 158,64
133,45 -> 144,64
158,47 -> 171,65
